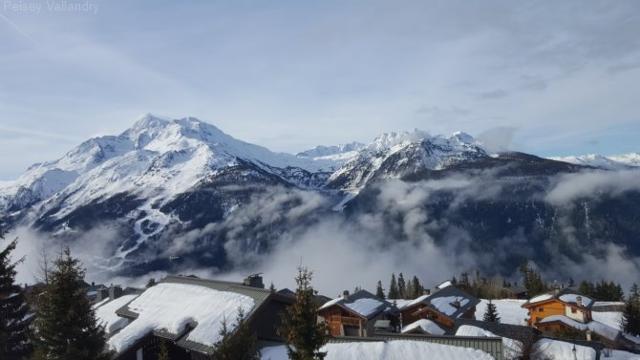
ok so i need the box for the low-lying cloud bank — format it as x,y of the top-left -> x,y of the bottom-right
7,168 -> 640,295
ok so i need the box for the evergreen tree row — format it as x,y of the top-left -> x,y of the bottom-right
578,280 -> 624,301
377,273 -> 425,300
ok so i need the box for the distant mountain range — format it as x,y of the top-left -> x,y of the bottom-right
2,114 -> 639,280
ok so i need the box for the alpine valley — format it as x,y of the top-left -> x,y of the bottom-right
2,114 -> 640,280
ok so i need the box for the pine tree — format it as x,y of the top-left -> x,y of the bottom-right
0,235 -> 31,359
280,267 -> 327,360
483,300 -> 500,323
622,284 -> 640,336
388,274 -> 399,299
397,273 -> 406,299
146,277 -> 156,288
375,281 -> 385,299
158,339 -> 170,360
32,248 -> 110,360
269,282 -> 276,293
212,308 -> 259,360
410,276 -> 423,299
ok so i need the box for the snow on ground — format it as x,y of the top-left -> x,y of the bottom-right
533,338 -> 596,360
107,283 -> 254,353
456,325 -> 522,360
94,295 -> 137,334
402,319 -> 445,335
260,340 -> 494,360
607,350 -> 640,359
474,299 -> 528,325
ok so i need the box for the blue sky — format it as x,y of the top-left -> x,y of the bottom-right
1,0 -> 639,179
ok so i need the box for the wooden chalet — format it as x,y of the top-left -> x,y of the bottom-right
317,290 -> 398,337
522,289 -> 594,331
98,275 -> 293,360
398,284 -> 479,332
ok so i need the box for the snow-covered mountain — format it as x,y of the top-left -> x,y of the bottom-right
3,114 -> 640,281
549,153 -> 640,170
327,130 -> 487,191
296,142 -> 365,166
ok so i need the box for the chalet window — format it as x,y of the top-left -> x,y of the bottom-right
571,307 -> 577,314
538,307 -> 544,312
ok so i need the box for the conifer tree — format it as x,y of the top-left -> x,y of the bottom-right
375,280 -> 385,299
388,274 -> 399,299
269,282 -> 276,293
483,300 -> 500,323
32,248 -> 110,360
622,284 -> 640,336
280,267 -> 327,360
410,276 -> 423,299
213,308 -> 259,360
398,273 -> 406,299
0,234 -> 31,359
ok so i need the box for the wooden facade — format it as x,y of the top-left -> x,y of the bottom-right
523,298 -> 592,328
318,305 -> 368,337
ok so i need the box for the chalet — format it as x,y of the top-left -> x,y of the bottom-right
521,289 -> 640,350
95,274 -> 293,360
397,284 -> 480,332
522,289 -> 594,330
317,290 -> 398,337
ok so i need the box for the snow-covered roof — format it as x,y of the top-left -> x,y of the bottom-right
437,280 -> 453,289
260,340 -> 494,360
401,286 -> 479,319
95,295 -> 138,334
402,319 -> 445,335
108,275 -> 277,354
559,293 -> 593,308
539,315 -> 620,341
319,290 -> 396,319
524,289 -> 594,309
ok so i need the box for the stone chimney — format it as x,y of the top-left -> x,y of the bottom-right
423,288 -> 431,296
342,290 -> 350,300
243,274 -> 265,289
576,295 -> 583,307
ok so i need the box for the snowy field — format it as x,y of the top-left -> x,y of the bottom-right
474,299 -> 528,325
260,341 -> 494,360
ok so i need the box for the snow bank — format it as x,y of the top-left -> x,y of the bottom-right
534,338 -> 596,360
607,350 -> 640,359
108,283 -> 254,353
260,340 -> 494,360
456,325 -> 521,360
402,319 -> 445,335
94,295 -> 137,334
475,299 -> 527,325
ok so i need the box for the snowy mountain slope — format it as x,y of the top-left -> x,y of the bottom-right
0,114 -> 336,215
3,114 -> 640,282
296,142 -> 365,166
327,130 -> 488,191
549,153 -> 640,170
